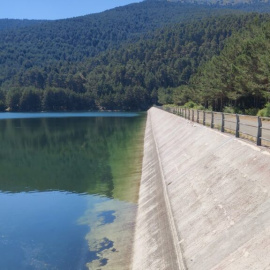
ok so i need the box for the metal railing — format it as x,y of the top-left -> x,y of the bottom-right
157,106 -> 270,147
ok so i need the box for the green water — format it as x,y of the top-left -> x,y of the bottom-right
0,112 -> 146,270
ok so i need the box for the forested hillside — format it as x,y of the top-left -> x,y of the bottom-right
232,2 -> 270,12
80,14 -> 267,110
1,0 -> 270,112
0,19 -> 45,31
185,21 -> 270,112
0,2 -> 239,79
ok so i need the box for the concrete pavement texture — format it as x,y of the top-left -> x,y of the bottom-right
132,107 -> 270,270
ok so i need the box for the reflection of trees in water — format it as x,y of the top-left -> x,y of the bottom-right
0,115 -> 145,197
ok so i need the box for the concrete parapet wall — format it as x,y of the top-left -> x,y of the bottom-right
132,107 -> 270,270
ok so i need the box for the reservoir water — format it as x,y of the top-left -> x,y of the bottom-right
0,112 -> 146,270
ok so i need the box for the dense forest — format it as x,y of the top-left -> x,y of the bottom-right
185,21 -> 270,113
0,19 -> 45,31
1,0 -> 270,113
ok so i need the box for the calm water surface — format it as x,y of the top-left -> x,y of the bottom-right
0,112 -> 146,270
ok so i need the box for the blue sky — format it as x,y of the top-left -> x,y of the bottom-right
0,0 -> 142,20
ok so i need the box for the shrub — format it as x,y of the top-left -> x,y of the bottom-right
223,106 -> 235,114
257,108 -> 266,116
244,108 -> 259,116
183,101 -> 205,110
257,103 -> 270,117
184,101 -> 197,108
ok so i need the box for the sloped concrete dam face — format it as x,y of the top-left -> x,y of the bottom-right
132,107 -> 270,270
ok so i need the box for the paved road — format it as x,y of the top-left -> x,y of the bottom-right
178,109 -> 270,147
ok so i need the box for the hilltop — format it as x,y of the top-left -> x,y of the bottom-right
152,0 -> 269,5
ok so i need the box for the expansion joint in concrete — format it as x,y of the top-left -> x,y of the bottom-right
149,112 -> 187,270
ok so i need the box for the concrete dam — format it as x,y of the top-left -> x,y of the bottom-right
132,107 -> 270,270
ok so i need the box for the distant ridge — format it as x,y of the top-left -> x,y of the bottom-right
150,0 -> 269,5
0,19 -> 46,31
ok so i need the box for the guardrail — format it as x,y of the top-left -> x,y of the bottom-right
156,106 -> 270,147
